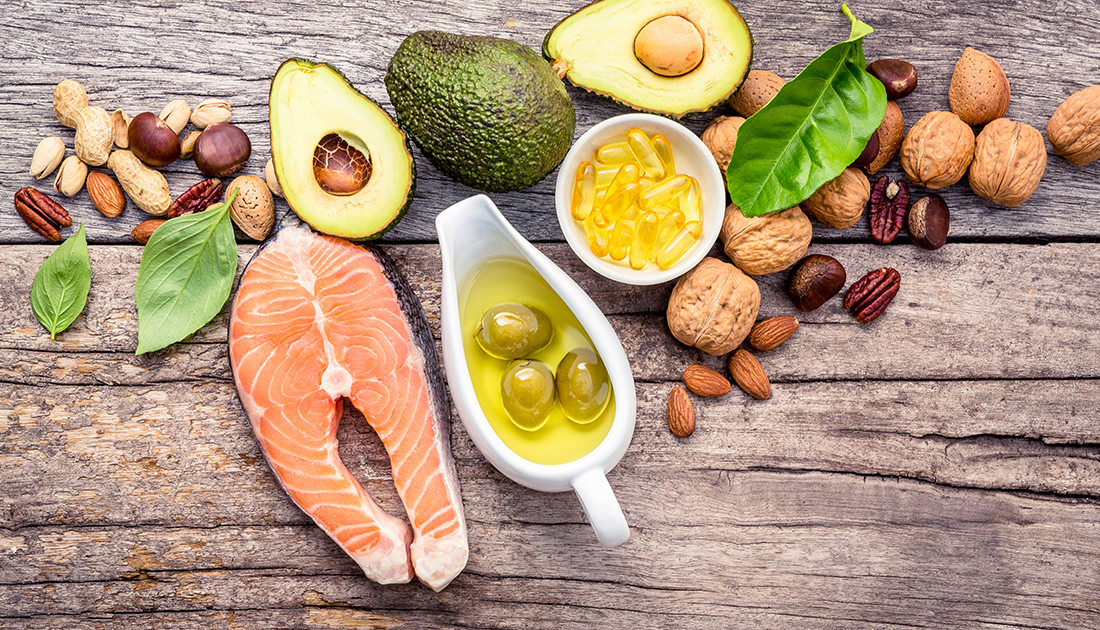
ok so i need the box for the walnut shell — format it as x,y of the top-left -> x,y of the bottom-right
227,175 -> 275,240
948,47 -> 1010,126
968,118 -> 1046,207
801,168 -> 869,229
900,111 -> 975,189
866,101 -> 904,175
720,204 -> 812,276
667,257 -> 760,356
1046,85 -> 1100,166
700,115 -> 745,172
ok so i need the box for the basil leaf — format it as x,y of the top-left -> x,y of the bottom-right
30,223 -> 91,339
727,4 -> 887,217
135,190 -> 239,354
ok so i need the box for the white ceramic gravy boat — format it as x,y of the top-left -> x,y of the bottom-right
436,194 -> 636,547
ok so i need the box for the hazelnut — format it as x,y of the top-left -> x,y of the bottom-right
866,101 -> 904,175
866,59 -> 918,100
128,112 -> 182,167
194,123 -> 251,177
666,257 -> 760,356
900,111 -> 975,189
907,195 -> 950,250
968,118 -> 1046,207
700,115 -> 745,172
801,167 -> 869,229
633,15 -> 704,77
720,204 -> 812,276
787,254 -> 846,312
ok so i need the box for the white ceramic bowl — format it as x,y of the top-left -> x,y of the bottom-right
555,113 -> 725,285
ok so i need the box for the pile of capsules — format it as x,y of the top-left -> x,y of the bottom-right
570,127 -> 703,271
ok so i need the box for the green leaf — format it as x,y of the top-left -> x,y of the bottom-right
727,3 -> 887,217
135,190 -> 239,354
31,223 -> 91,339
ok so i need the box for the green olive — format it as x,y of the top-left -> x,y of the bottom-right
555,348 -> 610,424
475,302 -> 553,360
501,360 -> 557,431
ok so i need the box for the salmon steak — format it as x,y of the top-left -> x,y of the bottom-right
228,223 -> 467,591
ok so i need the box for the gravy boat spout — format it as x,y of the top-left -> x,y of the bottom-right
436,194 -> 636,548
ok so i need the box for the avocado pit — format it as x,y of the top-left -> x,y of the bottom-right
313,132 -> 372,196
634,15 -> 705,77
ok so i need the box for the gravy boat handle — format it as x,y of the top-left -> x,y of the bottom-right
572,468 -> 629,547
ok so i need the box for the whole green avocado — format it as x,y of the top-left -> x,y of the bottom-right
385,31 -> 576,193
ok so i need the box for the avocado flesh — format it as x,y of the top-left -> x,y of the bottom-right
385,31 -> 575,193
544,0 -> 753,118
269,59 -> 415,239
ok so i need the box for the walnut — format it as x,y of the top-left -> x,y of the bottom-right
800,167 -> 869,229
968,118 -> 1046,207
700,115 -> 745,172
1047,85 -> 1100,166
666,257 -> 760,356
900,111 -> 975,189
720,204 -> 812,276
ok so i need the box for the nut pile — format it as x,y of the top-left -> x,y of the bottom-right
16,79 -> 280,245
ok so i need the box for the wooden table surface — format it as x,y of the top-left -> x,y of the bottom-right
2,0 -> 1100,628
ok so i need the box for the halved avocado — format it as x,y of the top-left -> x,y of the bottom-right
543,0 -> 753,118
269,59 -> 415,239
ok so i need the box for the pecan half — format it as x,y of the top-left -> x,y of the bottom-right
14,187 -> 72,242
868,175 -> 909,244
844,267 -> 901,323
166,178 -> 223,219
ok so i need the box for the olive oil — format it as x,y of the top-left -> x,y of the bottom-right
460,257 -> 615,465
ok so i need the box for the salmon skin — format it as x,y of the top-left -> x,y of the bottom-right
228,222 -> 467,591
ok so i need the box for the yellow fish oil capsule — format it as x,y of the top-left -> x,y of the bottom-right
638,174 -> 691,211
583,213 -> 612,258
593,162 -> 620,188
595,141 -> 635,165
609,219 -> 635,261
596,182 -> 641,227
680,177 -> 702,224
629,210 -> 660,270
655,221 -> 702,269
655,209 -> 686,246
601,162 -> 640,204
571,161 -> 597,221
626,128 -> 666,180
652,134 -> 675,176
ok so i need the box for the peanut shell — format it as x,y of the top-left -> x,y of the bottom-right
108,150 -> 171,216
53,80 -> 88,129
74,106 -> 113,167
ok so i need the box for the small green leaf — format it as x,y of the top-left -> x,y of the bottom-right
31,223 -> 91,339
135,190 -> 239,354
727,4 -> 887,217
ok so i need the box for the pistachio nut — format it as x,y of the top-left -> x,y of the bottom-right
265,158 -> 284,198
54,155 -> 89,197
191,99 -> 232,129
112,109 -> 131,148
180,130 -> 201,159
30,136 -> 66,179
159,99 -> 191,134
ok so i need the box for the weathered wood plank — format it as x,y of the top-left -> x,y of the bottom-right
0,0 -> 1098,244
2,473 -> 1099,629
2,243 -> 1098,382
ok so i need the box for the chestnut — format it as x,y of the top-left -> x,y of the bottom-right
194,123 -> 251,177
787,254 -> 847,312
907,194 -> 949,250
128,112 -> 181,167
867,59 -> 918,100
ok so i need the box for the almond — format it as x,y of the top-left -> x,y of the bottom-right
728,69 -> 785,118
682,364 -> 731,397
86,171 -> 126,218
667,385 -> 695,438
948,47 -> 1010,126
728,349 -> 771,400
748,316 -> 799,351
131,219 -> 165,245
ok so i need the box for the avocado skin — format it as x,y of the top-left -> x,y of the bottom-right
385,31 -> 576,193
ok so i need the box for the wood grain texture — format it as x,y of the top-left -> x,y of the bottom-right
2,0 -> 1100,627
